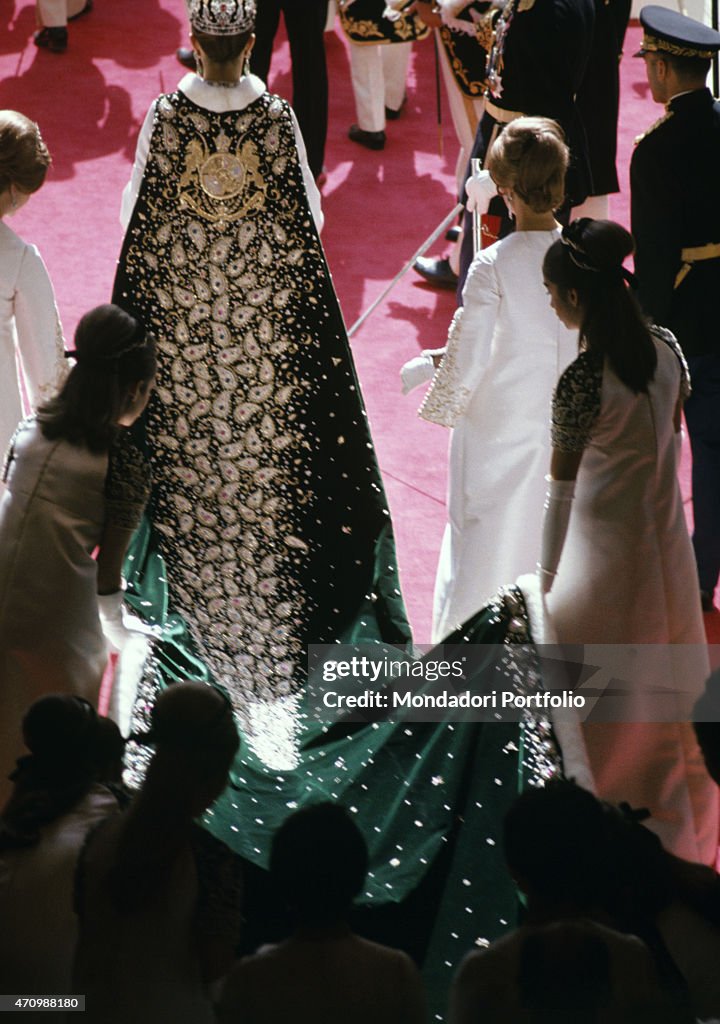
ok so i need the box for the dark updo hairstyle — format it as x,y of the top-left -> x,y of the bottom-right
192,28 -> 253,64
543,219 -> 657,394
486,116 -> 568,214
38,304 -> 157,453
270,802 -> 369,926
0,110 -> 51,195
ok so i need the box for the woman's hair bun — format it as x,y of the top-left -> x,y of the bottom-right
562,219 -> 634,273
73,304 -> 146,366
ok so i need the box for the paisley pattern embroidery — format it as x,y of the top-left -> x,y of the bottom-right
114,90 -> 410,758
117,94 -> 318,710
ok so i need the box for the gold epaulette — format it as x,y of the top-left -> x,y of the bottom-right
674,242 -> 720,288
634,108 -> 674,145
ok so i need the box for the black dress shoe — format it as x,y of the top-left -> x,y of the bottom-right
34,26 -> 68,52
68,0 -> 92,20
701,590 -> 717,613
385,96 -> 407,120
348,124 -> 385,151
445,225 -> 461,243
413,256 -> 459,290
177,46 -> 196,70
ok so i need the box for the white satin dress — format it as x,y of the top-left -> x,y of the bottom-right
0,221 -> 65,467
421,229 -> 577,643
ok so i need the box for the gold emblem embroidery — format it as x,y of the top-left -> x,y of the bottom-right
178,128 -> 267,223
201,153 -> 245,198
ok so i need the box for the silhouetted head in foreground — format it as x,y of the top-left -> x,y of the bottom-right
503,780 -> 610,911
270,802 -> 369,928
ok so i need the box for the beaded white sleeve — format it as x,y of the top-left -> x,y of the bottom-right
418,307 -> 473,427
418,249 -> 500,427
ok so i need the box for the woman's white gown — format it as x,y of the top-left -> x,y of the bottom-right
547,330 -> 717,863
421,229 -> 577,643
0,221 -> 65,463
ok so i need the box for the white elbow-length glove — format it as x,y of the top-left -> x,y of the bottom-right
464,168 -> 498,214
538,477 -> 576,594
97,590 -> 158,652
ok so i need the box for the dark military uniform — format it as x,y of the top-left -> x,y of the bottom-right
630,6 -> 720,602
457,0 -> 595,292
251,0 -> 329,179
576,0 -> 631,197
436,0 -> 494,193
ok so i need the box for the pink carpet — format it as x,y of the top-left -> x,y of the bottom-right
1,4 -> 716,644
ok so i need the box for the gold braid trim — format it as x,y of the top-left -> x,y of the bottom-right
439,25 -> 487,96
634,108 -> 673,145
641,33 -> 715,59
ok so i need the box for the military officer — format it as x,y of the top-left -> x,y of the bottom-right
338,0 -> 429,150
574,0 -> 631,219
411,0 -> 493,288
631,6 -> 720,611
415,0 -> 595,294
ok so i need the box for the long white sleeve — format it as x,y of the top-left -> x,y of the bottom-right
419,253 -> 501,427
288,106 -> 324,234
120,100 -> 157,231
13,244 -> 66,409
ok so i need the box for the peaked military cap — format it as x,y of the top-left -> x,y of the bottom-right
635,5 -> 720,60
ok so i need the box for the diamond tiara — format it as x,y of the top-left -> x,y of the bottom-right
186,0 -> 256,36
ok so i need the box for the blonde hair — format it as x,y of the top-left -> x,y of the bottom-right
0,110 -> 51,195
486,117 -> 568,214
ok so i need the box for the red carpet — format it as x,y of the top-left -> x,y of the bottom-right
1,4 -> 717,644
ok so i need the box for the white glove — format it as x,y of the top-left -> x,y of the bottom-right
401,352 -> 438,395
538,477 -> 576,594
465,169 -> 498,214
97,590 -> 159,653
